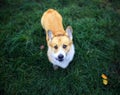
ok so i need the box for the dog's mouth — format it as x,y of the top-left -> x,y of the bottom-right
56,58 -> 64,62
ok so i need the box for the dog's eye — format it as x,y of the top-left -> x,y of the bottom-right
63,44 -> 67,49
54,45 -> 58,49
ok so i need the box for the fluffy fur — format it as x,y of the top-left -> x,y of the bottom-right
48,44 -> 75,68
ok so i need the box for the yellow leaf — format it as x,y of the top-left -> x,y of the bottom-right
103,79 -> 108,85
101,74 -> 107,79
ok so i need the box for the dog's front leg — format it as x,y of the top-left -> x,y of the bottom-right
53,65 -> 59,70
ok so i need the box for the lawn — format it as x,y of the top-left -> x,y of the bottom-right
0,0 -> 120,95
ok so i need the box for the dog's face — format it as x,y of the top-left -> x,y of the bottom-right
49,36 -> 72,62
48,26 -> 73,62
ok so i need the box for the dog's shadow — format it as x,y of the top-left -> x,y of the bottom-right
41,28 -> 46,35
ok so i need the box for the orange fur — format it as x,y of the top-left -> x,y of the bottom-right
41,9 -> 66,41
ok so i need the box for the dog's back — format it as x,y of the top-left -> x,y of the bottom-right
41,9 -> 65,36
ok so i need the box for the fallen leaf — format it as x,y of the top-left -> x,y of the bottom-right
101,74 -> 107,79
103,79 -> 108,85
40,45 -> 45,50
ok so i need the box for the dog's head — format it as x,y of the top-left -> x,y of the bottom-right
48,26 -> 73,62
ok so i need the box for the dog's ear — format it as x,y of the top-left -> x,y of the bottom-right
48,30 -> 53,40
66,26 -> 73,40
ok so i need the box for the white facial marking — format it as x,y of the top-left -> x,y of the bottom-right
55,47 -> 66,60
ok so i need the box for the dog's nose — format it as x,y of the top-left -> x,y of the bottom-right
58,54 -> 64,59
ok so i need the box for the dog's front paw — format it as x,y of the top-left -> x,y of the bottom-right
53,65 -> 59,70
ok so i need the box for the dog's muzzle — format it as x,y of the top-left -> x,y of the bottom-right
56,54 -> 64,62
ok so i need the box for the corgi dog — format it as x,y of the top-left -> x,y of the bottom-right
41,9 -> 75,69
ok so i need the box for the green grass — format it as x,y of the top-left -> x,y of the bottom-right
0,0 -> 120,95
